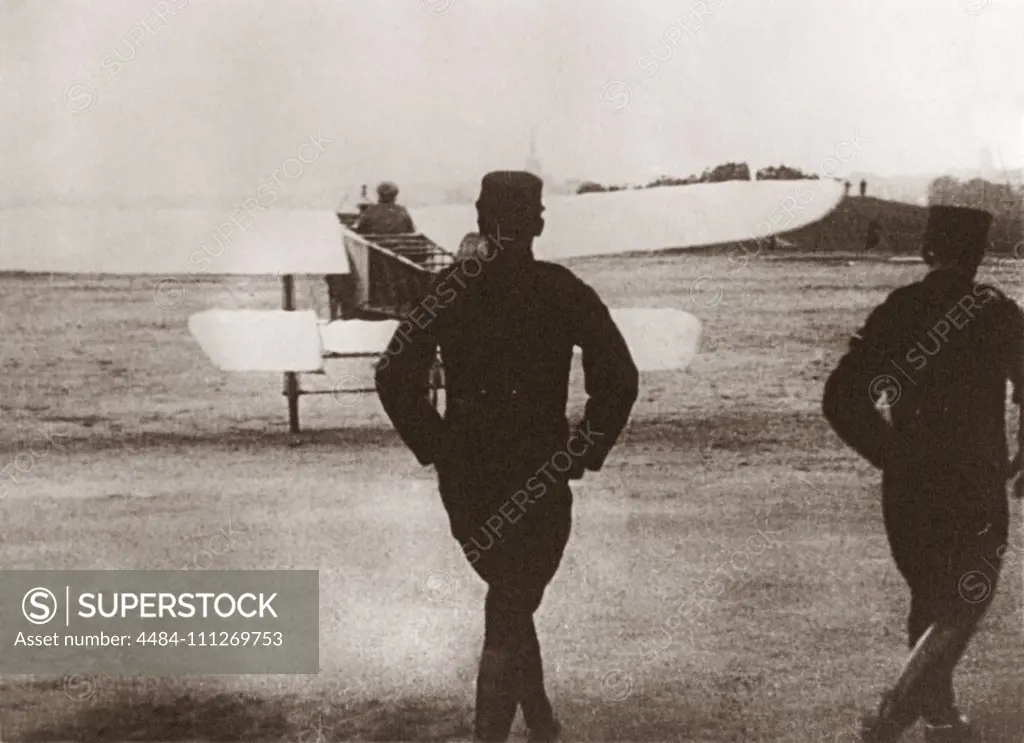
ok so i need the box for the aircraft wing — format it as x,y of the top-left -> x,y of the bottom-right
0,209 -> 351,275
1,178 -> 843,279
188,309 -> 326,372
190,309 -> 702,373
2,180 -> 841,276
410,179 -> 845,260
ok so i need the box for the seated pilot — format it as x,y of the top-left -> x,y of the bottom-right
355,181 -> 416,235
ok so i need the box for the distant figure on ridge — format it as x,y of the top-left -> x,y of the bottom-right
860,178 -> 867,198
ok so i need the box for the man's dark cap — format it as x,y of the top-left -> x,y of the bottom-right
476,171 -> 544,214
377,181 -> 399,200
921,205 -> 992,265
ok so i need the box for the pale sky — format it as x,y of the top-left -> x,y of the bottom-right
2,0 -> 1022,207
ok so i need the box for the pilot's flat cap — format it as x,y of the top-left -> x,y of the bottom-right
922,205 -> 992,264
476,171 -> 544,212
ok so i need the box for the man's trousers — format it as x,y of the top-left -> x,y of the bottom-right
448,479 -> 573,742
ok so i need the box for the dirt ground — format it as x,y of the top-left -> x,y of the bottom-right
0,252 -> 1020,741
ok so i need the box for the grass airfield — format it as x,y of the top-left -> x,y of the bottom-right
0,250 -> 1020,742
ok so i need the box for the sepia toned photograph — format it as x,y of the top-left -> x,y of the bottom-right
0,0 -> 1021,740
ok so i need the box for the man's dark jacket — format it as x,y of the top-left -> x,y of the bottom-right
823,269 -> 1022,524
375,251 -> 639,533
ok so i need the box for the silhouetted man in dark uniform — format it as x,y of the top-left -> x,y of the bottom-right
376,171 -> 639,742
823,206 -> 1023,742
859,178 -> 867,197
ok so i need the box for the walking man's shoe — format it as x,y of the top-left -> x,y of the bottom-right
923,711 -> 974,742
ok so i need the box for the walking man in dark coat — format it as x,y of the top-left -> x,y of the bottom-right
375,171 -> 639,742
822,205 -> 1023,742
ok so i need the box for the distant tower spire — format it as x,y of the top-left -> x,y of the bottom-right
526,127 -> 542,177
979,147 -> 994,178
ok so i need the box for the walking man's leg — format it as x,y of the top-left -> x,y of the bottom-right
474,587 -> 522,742
518,616 -> 556,733
859,511 -> 941,740
469,489 -> 571,741
517,498 -> 571,740
474,589 -> 561,741
920,518 -> 1006,734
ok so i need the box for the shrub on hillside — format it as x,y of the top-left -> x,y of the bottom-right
928,175 -> 1023,254
578,161 -> 755,194
756,165 -> 818,181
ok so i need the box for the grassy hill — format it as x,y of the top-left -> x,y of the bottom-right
776,195 -> 1022,256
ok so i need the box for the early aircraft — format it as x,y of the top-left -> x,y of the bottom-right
2,178 -> 846,432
